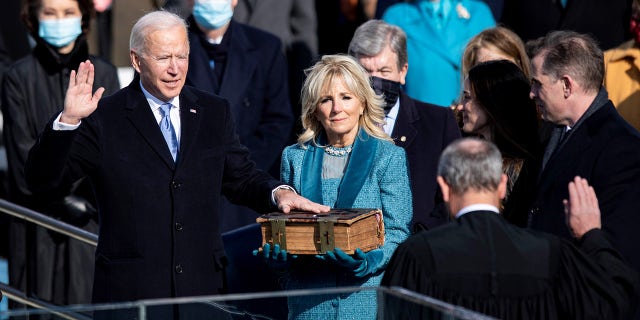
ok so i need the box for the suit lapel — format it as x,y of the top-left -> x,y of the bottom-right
392,92 -> 419,148
176,88 -> 202,169
125,84 -> 176,169
537,121 -> 592,194
218,22 -> 258,120
537,102 -> 613,195
336,130 -> 377,208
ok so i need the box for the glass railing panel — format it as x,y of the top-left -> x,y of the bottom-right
0,286 -> 495,320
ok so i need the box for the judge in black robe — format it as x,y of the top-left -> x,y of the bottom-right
381,138 -> 639,320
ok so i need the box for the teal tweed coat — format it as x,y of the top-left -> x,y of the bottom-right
383,0 -> 495,106
279,133 -> 412,320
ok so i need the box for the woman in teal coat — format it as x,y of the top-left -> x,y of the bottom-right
383,0 -> 495,107
260,54 -> 412,319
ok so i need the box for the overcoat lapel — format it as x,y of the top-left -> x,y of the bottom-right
176,89 -> 202,169
537,125 -> 593,194
300,129 -> 378,207
392,93 -> 419,148
300,143 -> 323,204
336,132 -> 377,208
125,84 -> 176,169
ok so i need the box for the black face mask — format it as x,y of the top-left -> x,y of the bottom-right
371,76 -> 401,115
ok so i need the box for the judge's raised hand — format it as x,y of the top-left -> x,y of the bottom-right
60,60 -> 105,125
563,176 -> 601,239
275,189 -> 330,214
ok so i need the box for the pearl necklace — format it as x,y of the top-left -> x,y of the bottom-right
324,145 -> 353,157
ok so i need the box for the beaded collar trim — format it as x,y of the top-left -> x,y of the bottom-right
324,145 -> 353,157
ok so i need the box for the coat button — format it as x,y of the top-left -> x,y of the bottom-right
175,264 -> 183,273
175,222 -> 183,231
172,181 -> 182,189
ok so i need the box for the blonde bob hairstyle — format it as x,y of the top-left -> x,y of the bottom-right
298,54 -> 391,146
462,26 -> 531,78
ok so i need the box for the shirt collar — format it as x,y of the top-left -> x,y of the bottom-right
386,98 -> 400,121
455,204 -> 499,219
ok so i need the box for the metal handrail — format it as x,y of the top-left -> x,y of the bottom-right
0,283 -> 91,320
0,198 -> 98,317
0,199 -> 98,247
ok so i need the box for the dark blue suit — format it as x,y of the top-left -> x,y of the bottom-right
25,82 -> 281,304
393,92 -> 460,231
530,100 -> 640,276
187,19 -> 293,232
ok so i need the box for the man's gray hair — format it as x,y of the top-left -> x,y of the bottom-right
348,19 -> 408,70
526,30 -> 603,93
130,10 -> 188,55
438,138 -> 503,193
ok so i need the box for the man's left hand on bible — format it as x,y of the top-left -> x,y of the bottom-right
275,188 -> 330,214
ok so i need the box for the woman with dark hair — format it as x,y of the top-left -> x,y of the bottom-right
457,60 -> 540,227
1,0 -> 119,305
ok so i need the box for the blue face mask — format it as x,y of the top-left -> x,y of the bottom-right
38,17 -> 82,48
193,0 -> 233,30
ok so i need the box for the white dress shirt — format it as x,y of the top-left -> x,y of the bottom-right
140,83 -> 181,142
382,98 -> 400,136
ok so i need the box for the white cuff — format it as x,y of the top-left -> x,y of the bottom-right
52,112 -> 81,131
271,185 -> 297,206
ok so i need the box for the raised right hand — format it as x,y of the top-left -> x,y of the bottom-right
563,176 -> 601,239
60,60 -> 105,125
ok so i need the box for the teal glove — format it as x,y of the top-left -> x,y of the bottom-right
253,243 -> 296,270
316,248 -> 384,277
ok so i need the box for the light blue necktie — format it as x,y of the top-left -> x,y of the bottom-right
159,103 -> 179,161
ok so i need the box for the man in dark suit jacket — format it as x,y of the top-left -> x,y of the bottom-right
381,138 -> 639,319
24,10 -> 328,312
348,20 -> 461,232
185,0 -> 294,233
527,31 -> 640,280
233,0 -> 318,142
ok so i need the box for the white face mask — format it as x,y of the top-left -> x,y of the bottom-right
192,0 -> 233,30
38,17 -> 82,48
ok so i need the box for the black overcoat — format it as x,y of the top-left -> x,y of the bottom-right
25,82 -> 281,303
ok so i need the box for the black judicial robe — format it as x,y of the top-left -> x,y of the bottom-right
381,211 -> 640,320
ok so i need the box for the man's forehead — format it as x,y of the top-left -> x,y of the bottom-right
359,52 -> 394,69
145,37 -> 189,53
